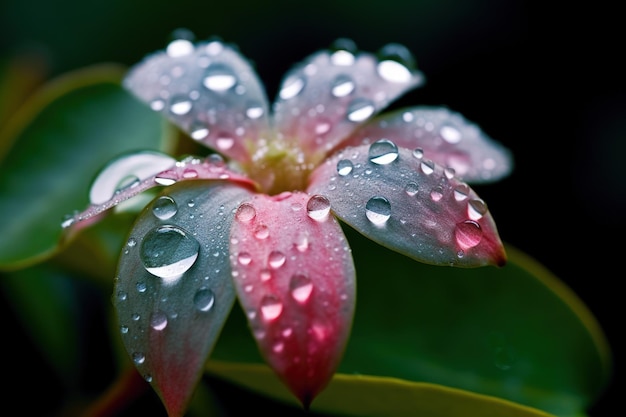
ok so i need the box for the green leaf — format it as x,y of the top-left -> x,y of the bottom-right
0,64 -> 175,270
210,229 -> 610,417
207,361 -> 555,417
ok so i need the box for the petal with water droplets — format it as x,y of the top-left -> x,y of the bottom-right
123,39 -> 271,163
273,40 -> 424,164
341,107 -> 513,183
114,181 -> 253,417
308,144 -> 506,267
229,191 -> 356,407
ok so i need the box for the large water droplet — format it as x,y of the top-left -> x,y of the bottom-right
329,38 -> 357,66
166,35 -> 194,57
268,251 -> 286,269
260,295 -> 283,321
150,311 -> 168,331
307,195 -> 331,221
420,159 -> 435,175
346,98 -> 375,122
279,75 -> 305,100
194,288 -> 216,312
376,43 -> 416,83
454,184 -> 469,201
140,225 -> 200,281
468,199 -> 488,220
365,196 -> 391,226
290,274 -> 313,303
455,220 -> 483,249
203,64 -> 237,91
336,159 -> 354,176
331,74 -> 355,97
152,196 -> 178,220
235,203 -> 256,222
368,139 -> 399,165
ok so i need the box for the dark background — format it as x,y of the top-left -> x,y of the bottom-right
1,1 -> 622,416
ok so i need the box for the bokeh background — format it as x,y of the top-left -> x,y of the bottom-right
1,0 -> 622,415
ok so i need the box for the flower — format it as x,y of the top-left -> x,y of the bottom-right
65,34 -> 512,416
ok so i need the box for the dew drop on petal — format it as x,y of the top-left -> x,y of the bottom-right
150,311 -> 168,331
254,225 -> 270,240
440,124 -> 462,143
216,136 -> 234,150
377,60 -> 412,83
365,196 -> 391,226
420,159 -> 435,175
235,203 -> 256,222
132,352 -> 145,365
166,39 -> 194,57
279,75 -> 306,100
468,199 -> 488,220
245,102 -> 264,119
368,139 -> 399,165
331,74 -> 355,97
203,64 -> 237,91
260,269 -> 272,282
307,195 -> 331,221
430,186 -> 444,201
336,159 -> 354,176
346,98 -> 375,122
193,288 -> 216,312
405,182 -> 419,196
238,252 -> 252,265
152,196 -> 178,220
454,184 -> 470,201
290,274 -> 313,303
169,95 -> 193,115
190,122 -> 209,140
140,225 -> 199,281
455,220 -> 483,249
412,148 -> 424,159
136,282 -> 147,293
330,38 -> 357,66
260,295 -> 283,321
268,251 -> 286,269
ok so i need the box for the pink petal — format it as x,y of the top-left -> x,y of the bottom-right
229,191 -> 356,407
308,144 -> 506,267
123,37 -> 271,163
273,40 -> 424,165
113,181 -> 254,417
340,107 -> 513,183
63,152 -> 255,230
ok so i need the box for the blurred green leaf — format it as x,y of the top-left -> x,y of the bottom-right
0,65 -> 175,270
211,229 -> 610,417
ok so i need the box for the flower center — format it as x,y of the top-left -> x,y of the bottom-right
243,139 -> 315,195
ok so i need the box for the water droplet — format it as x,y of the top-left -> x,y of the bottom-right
330,38 -> 357,66
368,139 -> 398,165
279,75 -> 305,99
440,124 -> 462,143
412,148 -> 424,159
203,64 -> 237,91
420,159 -> 435,175
307,195 -> 331,221
166,38 -> 194,57
169,95 -> 192,115
331,74 -> 355,97
290,274 -> 313,303
468,199 -> 488,220
246,102 -> 264,119
365,196 -> 391,226
216,136 -> 234,150
346,98 -> 375,122
190,122 -> 209,140
127,237 -> 137,247
238,252 -> 252,265
150,99 -> 165,111
132,352 -> 145,365
254,225 -> 270,240
454,184 -> 469,201
430,186 -> 444,201
117,291 -> 128,301
455,220 -> 483,249
260,295 -> 283,321
268,251 -> 286,269
404,182 -> 419,196
235,203 -> 256,222
152,196 -> 178,220
336,159 -> 354,176
136,282 -> 147,293
140,225 -> 200,281
260,269 -> 272,282
444,167 -> 456,179
376,43 -> 416,83
273,342 -> 285,353
150,311 -> 168,331
194,288 -> 216,312
295,232 -> 309,252
120,325 -> 129,334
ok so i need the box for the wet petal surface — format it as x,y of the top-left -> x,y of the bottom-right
229,191 -> 356,407
308,144 -> 506,267
114,181 -> 253,417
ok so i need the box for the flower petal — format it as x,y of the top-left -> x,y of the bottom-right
113,180 -> 253,417
64,152 -> 255,230
229,191 -> 356,407
308,144 -> 506,267
340,107 -> 513,183
123,37 -> 271,163
273,40 -> 424,164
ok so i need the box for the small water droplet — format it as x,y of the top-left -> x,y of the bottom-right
455,220 -> 483,249
260,269 -> 272,282
169,95 -> 193,115
152,196 -> 178,220
254,225 -> 270,240
440,124 -> 462,143
238,252 -> 252,265
117,291 -> 128,301
127,237 -> 137,247
194,288 -> 216,312
336,159 -> 354,176
140,225 -> 200,281
235,203 -> 256,222
268,251 -> 286,269
420,159 -> 435,175
377,60 -> 412,83
273,342 -> 285,353
260,295 -> 283,321
136,282 -> 147,293
290,274 -> 313,303
365,196 -> 391,226
246,102 -> 264,119
404,182 -> 419,196
216,136 -> 234,150
307,195 -> 331,221
190,122 -> 209,140
331,74 -> 355,97
368,139 -> 398,165
295,232 -> 309,252
454,184 -> 470,201
132,352 -> 145,365
150,311 -> 168,331
468,199 -> 488,220
430,186 -> 444,201
203,64 -> 237,91
329,38 -> 357,66
412,148 -> 424,159
346,98 -> 375,122
279,75 -> 305,100
120,325 -> 129,334
150,99 -> 165,111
